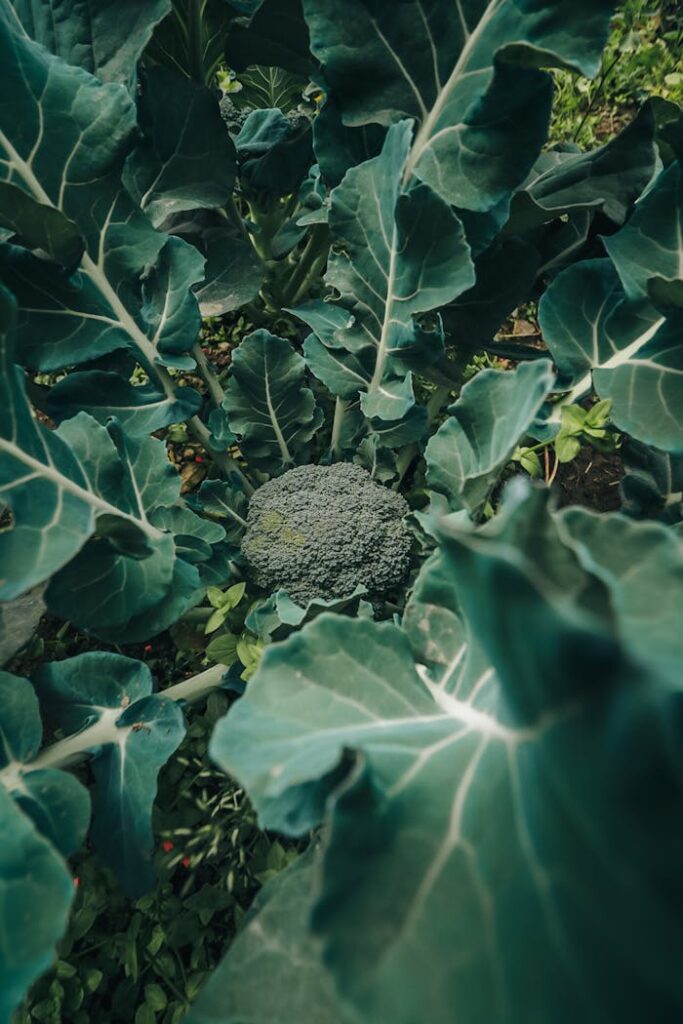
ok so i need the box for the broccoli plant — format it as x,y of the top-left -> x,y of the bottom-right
0,0 -> 682,1022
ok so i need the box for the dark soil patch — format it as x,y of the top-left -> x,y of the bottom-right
553,447 -> 623,513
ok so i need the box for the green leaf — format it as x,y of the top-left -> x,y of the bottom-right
604,158 -> 683,303
205,609 -> 227,634
0,16 -> 205,385
124,67 -> 237,228
7,0 -> 171,86
185,849 -> 343,1024
553,431 -> 581,463
556,507 -> 683,687
236,108 -> 313,197
206,632 -> 239,666
223,330 -> 323,473
35,418 -> 223,642
0,670 -> 91,859
539,259 -> 683,451
192,226 -> 263,317
34,653 -> 186,897
319,121 -> 474,416
425,361 -> 554,514
0,288 -> 97,599
225,0 -> 313,75
43,372 -> 202,437
620,439 -> 683,524
212,482 -> 683,1023
0,182 -> 83,268
0,785 -> 75,1024
199,479 -> 250,544
304,0 -> 618,209
505,105 -> 657,233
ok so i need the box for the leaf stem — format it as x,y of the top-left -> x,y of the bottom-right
330,397 -> 348,459
0,665 -> 226,784
192,342 -> 225,408
187,416 -> 255,495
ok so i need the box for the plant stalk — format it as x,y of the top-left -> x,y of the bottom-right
192,342 -> 225,408
0,666 -> 226,785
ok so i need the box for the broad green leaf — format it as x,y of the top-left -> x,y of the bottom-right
604,158 -> 683,302
440,237 -> 540,348
620,439 -> 683,524
313,90 -> 385,188
163,210 -> 263,316
0,15 -> 205,389
504,105 -> 657,233
592,311 -> 683,452
43,419 -> 223,641
236,109 -> 313,197
556,508 -> 683,687
193,227 -> 263,317
0,182 -> 83,268
213,483 -> 683,1024
44,372 -> 202,437
0,287 -> 97,599
0,785 -> 75,1024
425,361 -> 554,514
225,0 -> 313,75
539,260 -> 683,451
222,330 -> 323,473
7,0 -> 171,86
304,0 -> 617,209
186,850 -> 345,1024
34,653 -> 186,896
124,67 -> 237,227
318,121 -> 474,416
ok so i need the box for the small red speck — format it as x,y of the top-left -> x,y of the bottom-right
143,644 -> 153,653
73,877 -> 80,888
162,841 -> 174,853
181,856 -> 191,869
195,456 -> 204,464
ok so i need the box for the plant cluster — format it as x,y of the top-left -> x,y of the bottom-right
0,1 -> 682,1023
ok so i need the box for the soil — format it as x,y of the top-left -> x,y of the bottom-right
552,446 -> 624,513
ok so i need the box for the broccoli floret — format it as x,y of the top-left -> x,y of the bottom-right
240,463 -> 411,606
220,95 -> 251,137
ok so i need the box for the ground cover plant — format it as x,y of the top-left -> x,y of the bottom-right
0,0 -> 682,1021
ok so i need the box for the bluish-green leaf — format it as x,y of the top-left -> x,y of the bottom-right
304,0 -> 617,209
7,0 -> 171,86
425,361 -> 555,514
186,849 -> 344,1024
34,653 -> 185,896
0,785 -> 75,1024
124,67 -> 237,227
222,330 -> 323,473
320,121 -> 474,415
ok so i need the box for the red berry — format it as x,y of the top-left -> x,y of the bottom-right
181,856 -> 191,869
162,840 -> 174,853
73,877 -> 80,888
195,456 -> 204,464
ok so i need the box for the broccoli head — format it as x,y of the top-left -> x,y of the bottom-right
240,463 -> 411,606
